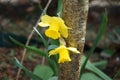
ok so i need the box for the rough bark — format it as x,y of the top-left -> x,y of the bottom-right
58,0 -> 89,80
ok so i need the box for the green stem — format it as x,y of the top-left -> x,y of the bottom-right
57,0 -> 62,17
33,27 -> 48,48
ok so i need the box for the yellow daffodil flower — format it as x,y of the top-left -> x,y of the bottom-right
49,45 -> 80,63
38,15 -> 68,39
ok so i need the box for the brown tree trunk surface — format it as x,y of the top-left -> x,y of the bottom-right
58,0 -> 89,80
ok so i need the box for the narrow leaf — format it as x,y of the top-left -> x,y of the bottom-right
47,45 -> 58,51
81,10 -> 108,74
10,37 -> 58,76
81,73 -> 102,80
14,58 -> 42,80
57,0 -> 62,17
33,27 -> 48,48
81,56 -> 112,80
10,37 -> 47,57
113,70 -> 120,80
93,60 -> 107,69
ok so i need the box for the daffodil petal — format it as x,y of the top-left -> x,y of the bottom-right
59,37 -> 66,45
49,50 -> 58,56
58,49 -> 71,63
59,24 -> 68,38
39,15 -> 69,39
41,15 -> 52,24
45,29 -> 60,39
67,47 -> 80,53
38,22 -> 49,27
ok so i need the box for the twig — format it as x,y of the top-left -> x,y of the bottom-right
15,0 -> 52,80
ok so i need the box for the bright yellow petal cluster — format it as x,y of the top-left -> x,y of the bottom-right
38,14 -> 80,63
49,45 -> 80,63
38,15 -> 68,39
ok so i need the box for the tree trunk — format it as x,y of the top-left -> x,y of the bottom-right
58,0 -> 89,80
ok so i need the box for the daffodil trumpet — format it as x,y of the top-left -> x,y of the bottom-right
49,45 -> 80,63
38,15 -> 68,39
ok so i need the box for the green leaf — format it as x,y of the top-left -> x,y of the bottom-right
101,49 -> 115,58
13,58 -> 42,80
25,46 -> 47,56
81,56 -> 112,80
49,39 -> 60,45
81,10 -> 108,74
57,0 -> 62,17
81,73 -> 102,80
33,65 -> 54,80
33,27 -> 48,48
113,70 -> 120,80
48,76 -> 58,80
47,45 -> 58,51
10,37 -> 58,76
47,58 -> 58,76
10,37 -> 47,57
93,60 -> 107,69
